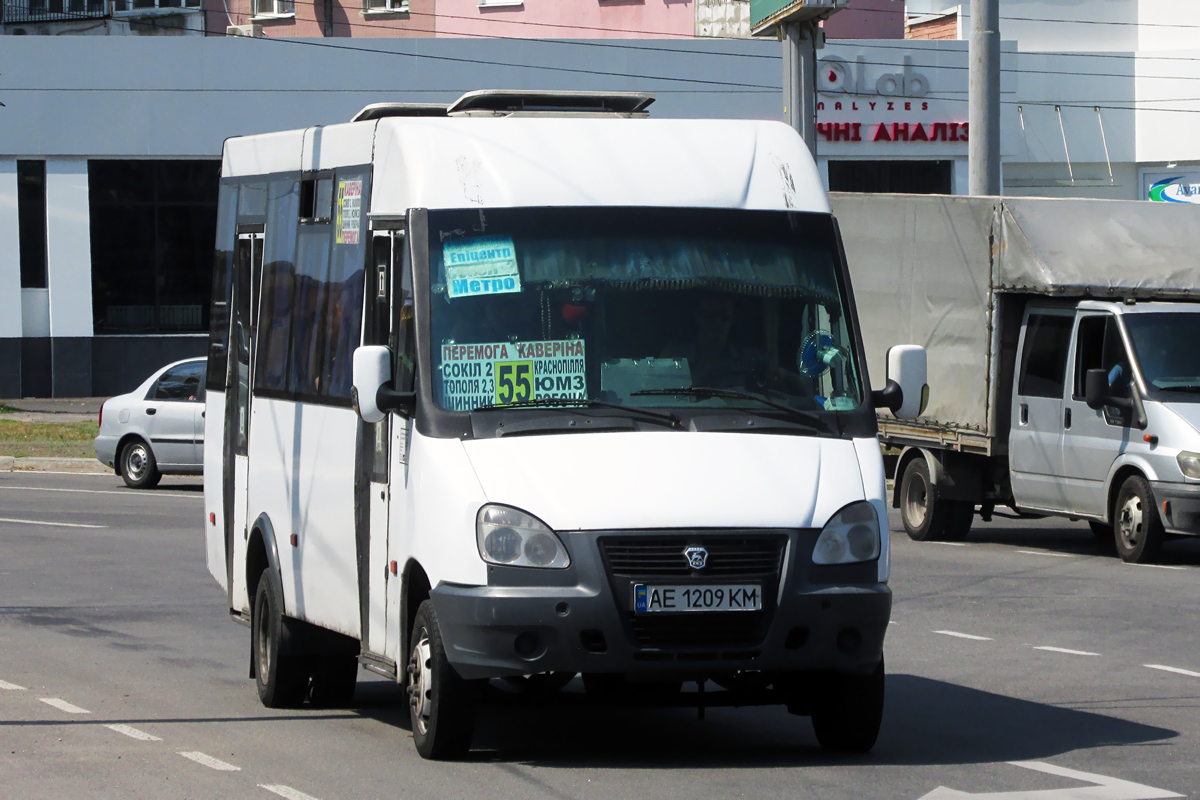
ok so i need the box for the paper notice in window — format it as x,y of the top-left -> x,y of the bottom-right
443,236 -> 521,299
336,180 -> 362,245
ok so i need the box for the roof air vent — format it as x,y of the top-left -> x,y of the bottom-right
352,103 -> 450,122
447,90 -> 655,117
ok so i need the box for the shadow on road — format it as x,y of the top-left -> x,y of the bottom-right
348,674 -> 1177,766
961,515 -> 1200,566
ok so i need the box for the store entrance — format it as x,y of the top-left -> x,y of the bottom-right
827,160 -> 953,194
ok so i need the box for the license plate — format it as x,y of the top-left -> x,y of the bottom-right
633,584 -> 761,613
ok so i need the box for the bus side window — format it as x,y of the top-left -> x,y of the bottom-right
394,234 -> 416,394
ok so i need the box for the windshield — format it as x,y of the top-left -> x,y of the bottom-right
1124,312 -> 1200,397
427,207 -> 862,419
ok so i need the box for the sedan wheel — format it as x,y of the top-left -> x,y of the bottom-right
120,440 -> 162,489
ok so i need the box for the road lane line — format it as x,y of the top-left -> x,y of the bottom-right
260,785 -> 321,800
178,751 -> 241,771
0,679 -> 26,691
1034,646 -> 1100,656
925,541 -> 969,547
0,517 -> 108,529
105,724 -> 162,742
39,698 -> 91,714
935,630 -> 993,641
1145,664 -> 1200,678
1131,563 -> 1187,570
0,486 -> 198,500
1016,550 -> 1073,557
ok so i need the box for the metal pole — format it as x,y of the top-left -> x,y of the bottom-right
969,0 -> 1000,195
782,21 -> 818,157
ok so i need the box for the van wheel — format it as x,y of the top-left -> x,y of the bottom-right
309,655 -> 358,708
502,672 -> 576,694
900,458 -> 972,541
1114,475 -> 1165,564
119,440 -> 162,489
253,568 -> 310,708
811,659 -> 885,753
407,600 -> 477,760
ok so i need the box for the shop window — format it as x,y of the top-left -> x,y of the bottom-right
17,161 -> 47,290
89,160 -> 220,334
828,160 -> 953,195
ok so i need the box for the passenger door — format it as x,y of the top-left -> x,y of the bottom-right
1010,309 -> 1075,512
143,360 -> 206,467
227,230 -> 263,600
1060,313 -> 1135,516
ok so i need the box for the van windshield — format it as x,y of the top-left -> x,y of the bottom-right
1124,312 -> 1200,399
427,207 -> 861,418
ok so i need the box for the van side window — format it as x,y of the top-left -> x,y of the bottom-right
1018,313 -> 1073,398
1073,315 -> 1131,400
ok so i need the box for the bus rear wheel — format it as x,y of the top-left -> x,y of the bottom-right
407,600 -> 477,760
253,568 -> 310,708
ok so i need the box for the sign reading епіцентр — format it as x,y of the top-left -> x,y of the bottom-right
444,236 -> 522,299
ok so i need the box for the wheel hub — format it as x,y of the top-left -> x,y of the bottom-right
407,634 -> 433,735
127,447 -> 147,480
255,599 -> 271,681
904,471 -> 929,528
1118,495 -> 1144,547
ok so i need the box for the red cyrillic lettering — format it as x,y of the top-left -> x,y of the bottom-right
961,122 -> 970,141
851,122 -> 862,142
931,123 -> 948,141
873,123 -> 893,142
892,123 -> 909,141
911,123 -> 929,142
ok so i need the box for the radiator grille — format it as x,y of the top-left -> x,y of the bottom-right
599,534 -> 786,579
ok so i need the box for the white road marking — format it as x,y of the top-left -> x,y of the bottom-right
0,517 -> 108,529
0,486 -> 198,500
0,679 -> 26,691
178,751 -> 241,771
918,758 -> 1184,799
1130,563 -> 1186,571
1145,664 -> 1200,678
39,698 -> 91,714
1016,550 -> 1073,558
1034,646 -> 1101,656
260,785 -> 321,800
926,541 -> 970,547
105,724 -> 162,741
935,630 -> 993,641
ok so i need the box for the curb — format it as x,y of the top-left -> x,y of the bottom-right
2,457 -> 110,474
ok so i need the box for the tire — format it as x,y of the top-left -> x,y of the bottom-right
119,439 -> 162,489
811,659 -> 885,754
899,457 -> 973,542
253,568 -> 311,708
309,654 -> 358,708
407,600 -> 477,760
1113,475 -> 1165,564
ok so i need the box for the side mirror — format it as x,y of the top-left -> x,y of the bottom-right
873,344 -> 928,420
352,345 -> 416,423
1084,368 -> 1109,410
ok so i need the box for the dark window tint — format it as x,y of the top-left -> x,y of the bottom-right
1073,315 -> 1131,398
253,181 -> 301,396
150,361 -> 206,401
17,161 -> 48,289
206,183 -> 238,391
1018,313 -> 1073,398
827,160 -> 953,194
89,160 -> 220,334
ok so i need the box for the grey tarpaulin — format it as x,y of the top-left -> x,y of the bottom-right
831,193 -> 1200,434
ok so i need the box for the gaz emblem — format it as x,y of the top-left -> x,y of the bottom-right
683,546 -> 709,570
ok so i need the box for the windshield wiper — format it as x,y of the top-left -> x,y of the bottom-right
1158,384 -> 1200,393
631,387 -> 830,432
472,397 -> 683,429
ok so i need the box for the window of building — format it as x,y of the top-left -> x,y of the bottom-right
365,0 -> 406,11
827,160 -> 953,194
252,0 -> 294,16
111,0 -> 201,10
17,160 -> 47,290
89,160 -> 220,335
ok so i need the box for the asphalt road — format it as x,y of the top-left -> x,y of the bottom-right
1,470 -> 1198,799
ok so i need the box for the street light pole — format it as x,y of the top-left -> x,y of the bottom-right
969,0 -> 1001,195
782,20 -> 819,156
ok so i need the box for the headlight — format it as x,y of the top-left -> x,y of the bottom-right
1178,452 -> 1200,480
476,505 -> 570,569
813,501 -> 881,565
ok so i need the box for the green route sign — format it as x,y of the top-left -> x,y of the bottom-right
750,0 -> 848,35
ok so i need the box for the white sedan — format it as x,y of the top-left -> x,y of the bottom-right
94,357 -> 206,488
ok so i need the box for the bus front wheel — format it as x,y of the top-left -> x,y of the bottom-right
810,658 -> 885,753
253,568 -> 310,708
407,600 -> 478,760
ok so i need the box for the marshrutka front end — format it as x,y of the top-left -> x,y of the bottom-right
201,90 -> 927,759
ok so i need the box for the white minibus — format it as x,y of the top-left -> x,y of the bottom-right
203,90 -> 927,759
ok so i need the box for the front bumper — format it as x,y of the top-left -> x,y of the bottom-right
1152,480 -> 1200,536
431,528 -> 890,681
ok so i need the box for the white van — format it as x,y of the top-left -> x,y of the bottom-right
203,90 -> 927,759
